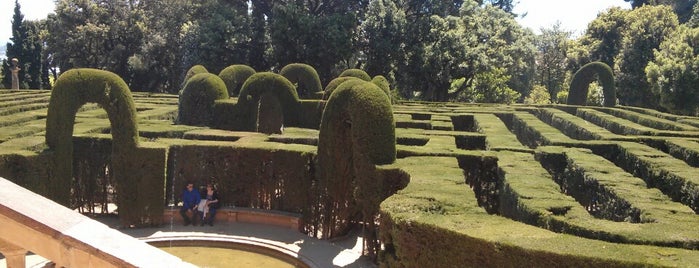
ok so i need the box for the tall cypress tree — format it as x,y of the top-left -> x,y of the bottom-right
1,1 -> 26,88
2,0 -> 45,89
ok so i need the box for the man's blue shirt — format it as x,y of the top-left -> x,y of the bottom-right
182,188 -> 201,209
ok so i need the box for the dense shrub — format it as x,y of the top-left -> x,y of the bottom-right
46,68 -> 139,206
317,79 -> 397,256
279,63 -> 322,99
371,75 -> 391,102
182,64 -> 209,87
218,64 -> 255,97
339,68 -> 371,81
177,73 -> 229,126
237,72 -> 301,131
322,76 -> 361,100
568,62 -> 615,107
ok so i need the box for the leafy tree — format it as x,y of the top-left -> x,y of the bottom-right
180,1 -> 250,76
361,0 -> 406,77
614,5 -> 678,108
129,0 -> 198,93
646,25 -> 699,115
46,0 -> 144,86
625,0 -> 696,23
574,7 -> 628,70
268,2 -> 359,83
2,0 -> 44,89
523,84 -> 551,104
535,22 -> 571,102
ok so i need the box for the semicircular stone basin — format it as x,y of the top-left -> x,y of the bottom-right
143,235 -> 315,268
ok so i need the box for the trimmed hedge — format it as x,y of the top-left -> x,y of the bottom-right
46,68 -> 139,206
237,72 -> 301,131
568,62 -> 615,107
182,64 -> 208,88
371,75 -> 391,102
339,68 -> 371,81
218,64 -> 255,97
279,63 -> 322,99
177,73 -> 229,126
317,79 -> 399,256
322,76 -> 360,100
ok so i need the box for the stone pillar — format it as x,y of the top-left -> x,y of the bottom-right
0,237 -> 27,268
10,58 -> 20,90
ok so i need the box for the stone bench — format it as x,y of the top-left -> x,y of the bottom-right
163,206 -> 303,232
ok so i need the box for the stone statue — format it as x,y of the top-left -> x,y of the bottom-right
10,58 -> 20,90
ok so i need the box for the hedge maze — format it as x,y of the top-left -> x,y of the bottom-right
2,65 -> 699,266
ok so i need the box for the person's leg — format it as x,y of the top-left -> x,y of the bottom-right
207,207 -> 217,226
192,210 -> 200,226
179,207 -> 191,225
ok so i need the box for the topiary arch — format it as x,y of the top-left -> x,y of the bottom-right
317,79 -> 400,255
279,63 -> 322,99
322,76 -> 361,100
46,68 -> 166,227
567,61 -> 616,107
237,72 -> 301,131
218,64 -> 256,97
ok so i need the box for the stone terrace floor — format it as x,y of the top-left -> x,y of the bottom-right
0,215 -> 376,268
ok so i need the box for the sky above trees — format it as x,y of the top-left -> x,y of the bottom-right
0,0 -> 631,48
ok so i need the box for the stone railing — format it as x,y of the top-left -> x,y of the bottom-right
0,177 -> 194,268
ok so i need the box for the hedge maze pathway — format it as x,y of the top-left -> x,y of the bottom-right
2,89 -> 699,266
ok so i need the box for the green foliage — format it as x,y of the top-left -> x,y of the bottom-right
568,62 -> 615,107
218,64 -> 255,97
339,68 -> 371,81
279,63 -> 323,98
237,72 -> 301,131
371,75 -> 392,101
523,85 -> 551,104
180,1 -> 250,75
177,73 -> 228,126
615,5 -> 678,108
646,25 -> 699,116
361,0 -> 406,77
46,0 -> 144,85
1,1 -> 45,89
318,79 -> 399,257
571,7 -> 628,71
535,23 -> 571,102
322,76 -> 361,100
450,68 -> 520,104
269,3 -> 358,83
46,68 -> 138,206
182,65 -> 209,87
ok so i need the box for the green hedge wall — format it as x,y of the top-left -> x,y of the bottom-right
218,64 -> 256,97
279,63 -> 322,99
177,73 -> 229,126
182,64 -> 209,88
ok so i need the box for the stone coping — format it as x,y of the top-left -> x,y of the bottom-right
142,233 -> 319,268
164,206 -> 303,232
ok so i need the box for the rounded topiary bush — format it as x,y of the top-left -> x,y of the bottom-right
46,68 -> 138,205
218,64 -> 256,97
237,72 -> 301,131
317,80 -> 395,239
279,63 -> 322,99
178,73 -> 229,126
371,75 -> 392,101
322,76 -> 362,100
339,68 -> 371,81
568,62 -> 615,107
182,64 -> 209,86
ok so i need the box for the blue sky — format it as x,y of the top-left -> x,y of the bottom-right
1,0 -> 631,58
